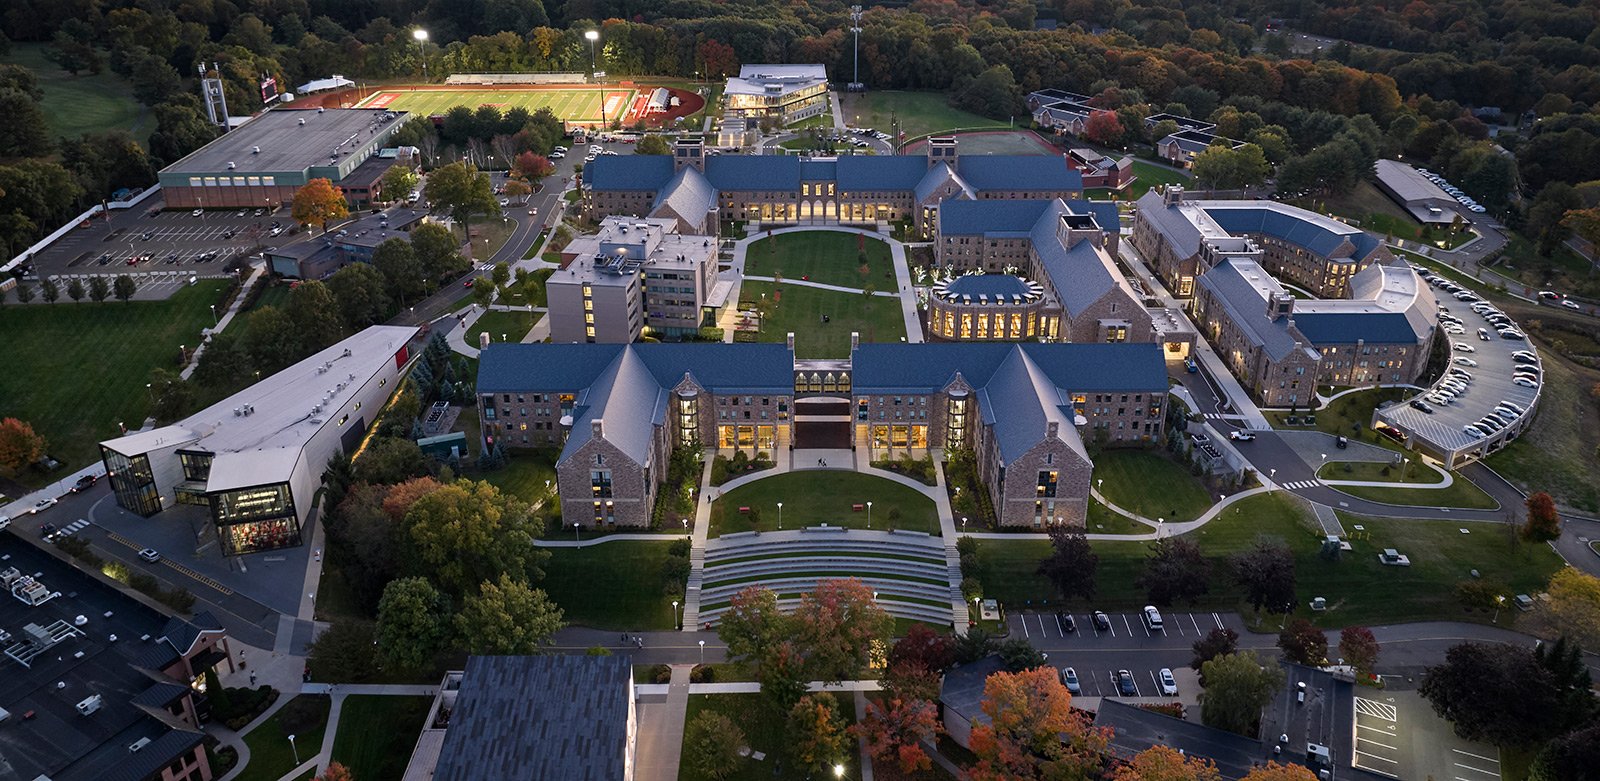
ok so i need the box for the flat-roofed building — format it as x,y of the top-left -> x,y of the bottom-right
548,216 -> 718,343
265,208 -> 429,279
99,326 -> 418,555
1157,129 -> 1246,168
158,107 -> 408,209
1373,159 -> 1464,226
723,64 -> 830,125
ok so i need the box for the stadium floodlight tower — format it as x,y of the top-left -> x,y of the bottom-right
586,30 -> 601,78
848,5 -> 865,92
413,29 -> 429,81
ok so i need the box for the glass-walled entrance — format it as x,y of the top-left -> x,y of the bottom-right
101,446 -> 161,516
210,482 -> 302,555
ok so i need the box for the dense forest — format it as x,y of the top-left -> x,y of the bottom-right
3,0 -> 1600,261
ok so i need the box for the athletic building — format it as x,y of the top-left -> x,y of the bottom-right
475,340 -> 1167,528
723,64 -> 830,125
582,136 -> 1084,238
99,326 -> 418,556
158,108 -> 408,209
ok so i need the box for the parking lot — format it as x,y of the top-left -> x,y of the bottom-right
1351,690 -> 1501,781
1009,608 -> 1234,642
1007,609 -> 1240,706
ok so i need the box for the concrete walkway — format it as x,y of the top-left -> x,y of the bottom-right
742,275 -> 899,296
964,485 -> 1279,542
636,664 -> 692,781
535,532 -> 692,548
182,262 -> 266,381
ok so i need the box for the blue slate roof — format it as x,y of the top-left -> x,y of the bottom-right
582,156 -> 674,191
947,275 -> 1033,298
938,199 -> 1053,235
1036,230 -> 1117,317
851,343 -> 1168,395
562,347 -> 666,466
914,162 -> 975,202
957,156 -> 1083,193
836,156 -> 930,191
977,348 -> 1083,463
800,160 -> 837,181
1196,259 -> 1301,361
478,343 -> 795,396
1206,206 -> 1382,261
1292,312 -> 1422,344
652,166 -> 717,224
435,655 -> 632,781
706,154 -> 800,191
1061,199 -> 1120,233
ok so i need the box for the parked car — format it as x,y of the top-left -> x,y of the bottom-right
1410,399 -> 1434,413
1229,430 -> 1256,441
190,209 -> 203,217
1056,611 -> 1076,633
1185,358 -> 1198,373
1159,668 -> 1179,695
1514,377 -> 1539,388
1116,670 -> 1138,697
71,474 -> 98,493
1061,667 -> 1081,694
1142,605 -> 1163,631
138,548 -> 161,563
1092,611 -> 1111,631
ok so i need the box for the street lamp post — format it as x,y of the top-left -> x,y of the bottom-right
672,600 -> 680,630
288,734 -> 299,765
777,501 -> 783,530
1493,594 -> 1505,624
866,501 -> 872,529
413,29 -> 428,81
698,639 -> 705,665
209,304 -> 217,326
573,521 -> 579,542
962,516 -> 967,532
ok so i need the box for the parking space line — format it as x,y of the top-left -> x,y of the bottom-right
1124,614 -> 1138,636
1452,750 -> 1498,764
1149,670 -> 1160,692
1453,764 -> 1498,777
1357,724 -> 1396,734
1037,614 -> 1050,637
1355,751 -> 1398,764
1212,612 -> 1224,629
1357,736 -> 1399,751
1189,613 -> 1203,635
1018,614 -> 1029,638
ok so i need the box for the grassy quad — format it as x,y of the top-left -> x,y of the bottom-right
680,692 -> 859,781
465,308 -> 539,347
743,231 -> 896,289
1091,449 -> 1213,523
970,491 -> 1562,626
1087,159 -> 1190,202
538,541 -> 683,631
712,471 -> 939,537
840,90 -> 1002,138
481,451 -> 557,505
0,280 -> 230,483
236,695 -> 331,781
329,695 -> 432,781
738,280 -> 906,358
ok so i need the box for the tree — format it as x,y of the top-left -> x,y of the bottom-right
697,38 -> 739,79
511,152 -> 554,180
788,695 -> 849,771
1241,763 -> 1317,781
454,573 -> 565,655
855,697 -> 940,774
305,620 -> 377,682
684,710 -> 745,781
1149,118 -> 1180,144
0,418 -> 46,472
1192,144 -> 1271,190
328,263 -> 392,329
1563,207 -> 1600,276
1198,651 -> 1284,736
1339,626 -> 1380,678
1276,618 -> 1327,666
1230,536 -> 1297,615
794,578 -> 893,683
375,577 -> 452,670
1037,525 -> 1097,603
316,761 -> 355,781
996,637 -> 1048,672
383,476 -> 442,521
239,306 -> 299,372
66,278 -> 83,303
953,627 -> 997,665
1422,642 -> 1566,748
113,275 -> 137,304
1085,110 -> 1125,145
0,87 -> 52,158
1136,538 -> 1211,606
1111,745 -> 1221,781
400,479 -> 550,597
882,628 -> 954,701
1529,568 -> 1600,654
13,284 -> 32,304
372,238 -> 426,304
966,666 -> 1109,781
148,367 -> 193,423
1190,628 -> 1239,680
88,275 -> 109,303
1523,492 -> 1562,542
503,178 -> 532,203
1530,722 -> 1600,781
412,222 -> 469,281
286,280 -> 343,354
1534,636 -> 1598,731
636,135 -> 670,155
291,178 -> 350,233
380,165 -> 419,203
423,161 -> 498,237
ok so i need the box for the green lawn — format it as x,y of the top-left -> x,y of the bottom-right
330,695 -> 432,781
466,308 -> 539,346
3,43 -> 150,144
1092,449 -> 1213,523
1317,459 -> 1444,484
0,281 -> 229,483
237,695 -> 331,781
681,692 -> 859,781
1329,477 -> 1500,509
249,283 -> 292,313
1485,344 -> 1600,514
1087,497 -> 1148,535
973,491 -> 1562,626
1263,387 -> 1406,437
524,268 -> 554,307
712,471 -> 939,536
481,451 -> 557,505
738,281 -> 905,358
455,216 -> 518,261
540,541 -> 682,630
744,231 -> 895,289
841,90 -> 1003,138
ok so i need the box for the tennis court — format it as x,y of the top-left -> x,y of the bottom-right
356,87 -> 637,125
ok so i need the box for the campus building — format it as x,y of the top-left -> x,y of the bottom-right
0,537 -> 232,781
1372,159 -> 1464,226
723,64 -> 830,125
931,199 -> 1157,345
547,216 -> 722,342
404,655 -> 637,781
1026,89 -> 1095,136
1064,148 -> 1135,189
157,107 -> 408,210
1155,129 -> 1246,167
266,208 -> 429,279
99,326 -> 418,556
582,136 -> 1084,238
475,340 -> 1167,528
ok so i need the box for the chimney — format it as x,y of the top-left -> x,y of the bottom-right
926,136 -> 958,170
591,419 -> 604,440
1163,185 -> 1185,207
674,136 -> 705,173
1046,420 -> 1059,439
786,332 -> 795,351
850,332 -> 860,352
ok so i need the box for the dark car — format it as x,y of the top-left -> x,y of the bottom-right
1116,670 -> 1138,697
39,523 -> 55,538
1092,611 -> 1111,631
1410,399 -> 1434,414
70,474 -> 98,493
1057,612 -> 1076,633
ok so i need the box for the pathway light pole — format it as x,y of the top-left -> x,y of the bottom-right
288,734 -> 299,765
672,600 -> 680,630
777,501 -> 783,529
866,501 -> 872,529
699,639 -> 705,664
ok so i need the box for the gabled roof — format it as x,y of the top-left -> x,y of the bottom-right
130,681 -> 192,710
1036,231 -> 1119,317
800,160 -> 837,181
1134,189 -> 1207,259
435,655 -> 633,781
651,166 -> 717,225
836,156 -> 930,191
852,343 -> 1168,396
1204,204 -> 1383,262
561,347 -> 667,466
1061,199 -> 1120,233
97,729 -> 207,781
957,156 -> 1083,193
477,344 -> 795,396
938,198 -> 1053,235
582,156 -> 675,191
939,654 -> 1007,725
977,348 -> 1086,463
706,154 -> 801,191
1196,258 -> 1302,361
914,162 -> 974,202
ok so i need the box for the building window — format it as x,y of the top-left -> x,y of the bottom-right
1037,470 -> 1057,498
591,470 -> 612,498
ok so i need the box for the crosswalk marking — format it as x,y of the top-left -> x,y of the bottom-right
1280,479 -> 1324,490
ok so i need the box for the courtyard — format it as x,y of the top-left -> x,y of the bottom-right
712,470 -> 939,536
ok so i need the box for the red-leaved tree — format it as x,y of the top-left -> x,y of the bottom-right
1522,492 -> 1561,542
317,761 -> 354,781
698,38 -> 739,79
854,697 -> 940,774
513,152 -> 554,181
1085,110 -> 1125,145
1338,625 -> 1380,679
0,417 -> 46,472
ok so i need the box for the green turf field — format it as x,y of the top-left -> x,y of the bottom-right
357,87 -> 635,124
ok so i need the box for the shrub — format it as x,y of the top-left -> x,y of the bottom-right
690,664 -> 716,683
959,552 -> 979,576
710,457 -> 729,485
956,536 -> 978,556
960,577 -> 983,602
650,664 -> 673,683
668,538 -> 692,557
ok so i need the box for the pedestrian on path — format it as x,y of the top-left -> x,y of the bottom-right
249,672 -> 256,686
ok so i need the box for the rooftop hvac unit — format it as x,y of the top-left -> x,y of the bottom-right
252,146 -> 260,154
129,737 -> 152,752
76,695 -> 103,716
318,106 -> 325,113
234,407 -> 242,416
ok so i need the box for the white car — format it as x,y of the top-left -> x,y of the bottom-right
1454,357 -> 1477,367
1061,667 -> 1081,694
1143,605 -> 1163,630
138,548 -> 161,563
1159,668 -> 1179,696
1229,430 -> 1256,441
1514,377 -> 1539,388
1453,343 -> 1475,352
1562,300 -> 1581,310
1470,205 -> 1487,213
499,199 -> 509,207
29,498 -> 56,514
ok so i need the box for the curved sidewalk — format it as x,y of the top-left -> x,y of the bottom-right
963,485 -> 1278,542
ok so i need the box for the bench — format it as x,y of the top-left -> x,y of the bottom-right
852,504 -> 864,511
739,506 -> 750,514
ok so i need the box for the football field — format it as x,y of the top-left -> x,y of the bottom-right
356,87 -> 637,124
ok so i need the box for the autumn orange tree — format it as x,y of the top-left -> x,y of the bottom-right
967,666 -> 1109,780
316,761 -> 354,781
291,177 -> 350,233
854,697 -> 940,774
1110,744 -> 1221,781
787,694 -> 850,772
1241,761 -> 1318,781
794,578 -> 894,683
0,417 -> 46,472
